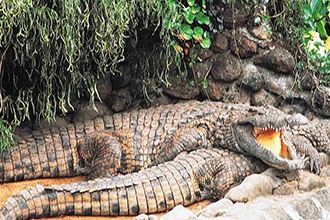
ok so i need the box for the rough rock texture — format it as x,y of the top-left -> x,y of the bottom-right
264,74 -> 296,97
97,77 -> 113,100
254,46 -> 295,74
200,77 -> 225,101
313,86 -> 330,117
225,168 -> 283,203
240,63 -> 264,91
193,61 -> 213,83
248,22 -> 272,40
251,88 -> 278,106
110,88 -> 134,112
163,75 -> 200,99
230,33 -> 258,58
72,102 -> 112,123
197,48 -> 213,62
160,205 -> 197,220
211,53 -> 242,82
212,187 -> 330,220
300,70 -> 317,90
212,33 -> 229,53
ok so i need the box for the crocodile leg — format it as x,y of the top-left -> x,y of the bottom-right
76,131 -> 123,179
153,124 -> 213,165
194,153 -> 268,199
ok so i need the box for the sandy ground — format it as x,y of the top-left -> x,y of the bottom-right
0,176 -> 211,220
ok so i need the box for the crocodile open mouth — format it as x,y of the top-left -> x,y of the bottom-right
254,127 -> 290,159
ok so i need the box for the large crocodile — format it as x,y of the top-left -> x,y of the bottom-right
0,101 -> 330,219
0,148 -> 269,219
1,100 -> 329,182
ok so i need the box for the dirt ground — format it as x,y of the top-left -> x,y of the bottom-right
0,176 -> 211,220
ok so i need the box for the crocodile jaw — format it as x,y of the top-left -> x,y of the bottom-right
234,123 -> 305,170
254,128 -> 289,159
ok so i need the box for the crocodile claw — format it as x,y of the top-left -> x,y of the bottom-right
306,155 -> 322,175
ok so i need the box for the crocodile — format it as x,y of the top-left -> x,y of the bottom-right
1,100 -> 329,182
0,148 -> 269,219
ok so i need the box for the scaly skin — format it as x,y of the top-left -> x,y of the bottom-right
0,148 -> 268,219
0,101 -> 223,182
1,100 -> 329,182
283,118 -> 330,174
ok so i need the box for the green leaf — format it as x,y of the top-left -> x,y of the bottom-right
193,26 -> 204,39
317,20 -> 328,39
187,0 -> 195,7
196,13 -> 210,25
202,0 -> 207,9
183,10 -> 195,24
303,5 -> 313,19
201,78 -> 208,88
310,0 -> 322,14
166,0 -> 176,7
173,22 -> 181,30
190,5 -> 201,14
200,37 -> 211,48
180,24 -> 193,40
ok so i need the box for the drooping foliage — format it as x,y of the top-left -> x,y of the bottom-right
0,0 -> 211,151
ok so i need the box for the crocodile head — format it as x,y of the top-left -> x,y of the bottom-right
233,112 -> 311,171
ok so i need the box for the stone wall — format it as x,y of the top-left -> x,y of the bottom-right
71,17 -> 330,125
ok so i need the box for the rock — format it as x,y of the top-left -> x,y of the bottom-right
254,46 -> 295,74
225,168 -> 283,203
240,63 -> 264,91
251,88 -> 278,106
110,88 -> 133,112
38,115 -> 70,130
248,22 -> 272,40
147,93 -> 172,108
230,33 -> 258,58
96,76 -> 112,100
279,103 -> 307,115
206,186 -> 330,220
264,74 -> 296,98
212,33 -> 229,53
197,48 -> 213,61
72,102 -> 112,123
129,76 -> 144,99
111,63 -> 132,89
163,74 -> 200,99
200,77 -> 225,101
297,170 -> 326,192
135,214 -> 159,220
201,81 -> 250,104
312,86 -> 330,117
321,158 -> 330,177
193,61 -> 213,84
273,181 -> 297,196
197,198 -> 233,218
223,6 -> 249,29
160,205 -> 197,220
300,70 -> 316,90
221,83 -> 250,104
211,53 -> 242,82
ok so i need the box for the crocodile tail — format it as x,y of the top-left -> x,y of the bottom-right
0,160 -> 201,219
0,122 -> 86,183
